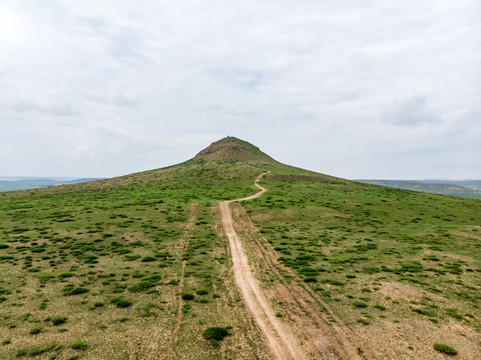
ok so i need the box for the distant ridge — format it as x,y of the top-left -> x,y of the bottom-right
357,179 -> 481,199
0,177 -> 103,192
194,136 -> 278,164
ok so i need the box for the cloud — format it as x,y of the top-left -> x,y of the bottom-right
113,93 -> 138,108
0,1 -> 479,178
8,99 -> 79,117
381,94 -> 439,127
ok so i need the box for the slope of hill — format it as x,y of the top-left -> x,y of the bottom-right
0,137 -> 480,359
357,179 -> 481,198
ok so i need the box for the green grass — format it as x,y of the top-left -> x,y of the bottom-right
0,152 -> 273,358
243,170 -> 481,337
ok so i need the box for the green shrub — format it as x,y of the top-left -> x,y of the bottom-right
141,256 -> 156,262
357,318 -> 370,325
412,308 -> 435,317
196,289 -> 208,295
202,327 -> 229,344
182,293 -> 194,301
373,304 -> 386,311
445,308 -> 463,320
128,281 -> 154,292
62,285 -> 89,296
16,348 -> 27,357
353,301 -> 368,308
71,341 -> 87,350
58,272 -> 74,279
433,343 -> 457,356
52,316 -> 67,326
110,297 -> 132,308
29,326 -> 42,335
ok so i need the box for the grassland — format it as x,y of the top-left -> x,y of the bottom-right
1,137 -> 480,359
0,161 -> 272,359
243,174 -> 481,358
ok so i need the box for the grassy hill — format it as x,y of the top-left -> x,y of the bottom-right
1,137 -> 480,359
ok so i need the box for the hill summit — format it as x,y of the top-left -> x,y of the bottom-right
194,136 -> 278,164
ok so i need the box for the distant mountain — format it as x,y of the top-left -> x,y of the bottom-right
356,179 -> 481,198
0,177 -> 103,192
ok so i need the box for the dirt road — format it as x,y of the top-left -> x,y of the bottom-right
219,172 -> 309,360
219,172 -> 373,360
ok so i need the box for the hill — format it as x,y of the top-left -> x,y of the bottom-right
193,136 -> 278,164
0,137 -> 480,359
357,179 -> 481,199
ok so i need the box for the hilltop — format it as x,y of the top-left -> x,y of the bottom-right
0,137 -> 480,359
193,136 -> 278,164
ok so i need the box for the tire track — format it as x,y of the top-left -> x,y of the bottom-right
219,172 -> 309,360
230,204 -> 374,359
166,203 -> 198,360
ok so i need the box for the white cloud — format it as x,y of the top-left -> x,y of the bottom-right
0,0 -> 480,178
381,94 -> 439,127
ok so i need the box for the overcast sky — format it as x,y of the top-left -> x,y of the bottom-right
1,1 -> 480,179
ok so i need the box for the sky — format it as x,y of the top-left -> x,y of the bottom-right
1,0 -> 480,180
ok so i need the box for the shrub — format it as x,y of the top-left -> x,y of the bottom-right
353,301 -> 368,308
94,301 -> 104,307
62,285 -> 89,296
16,348 -> 27,356
433,343 -> 457,356
202,327 -> 229,344
182,293 -> 194,301
445,308 -> 463,320
29,326 -> 42,335
58,272 -> 74,279
373,304 -> 386,311
357,318 -> 370,325
52,316 -> 67,326
69,287 -> 89,295
71,341 -> 87,350
412,308 -> 435,317
110,297 -> 132,308
141,256 -> 156,262
196,289 -> 208,295
128,281 -> 154,293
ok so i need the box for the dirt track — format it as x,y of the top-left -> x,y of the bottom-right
219,172 -> 308,360
219,172 -> 373,360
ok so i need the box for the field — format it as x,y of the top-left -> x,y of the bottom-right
243,174 -> 481,358
0,161 -> 273,359
1,137 -> 480,359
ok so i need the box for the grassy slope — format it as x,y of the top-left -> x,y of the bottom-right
0,137 -> 480,358
0,161 -> 271,359
244,174 -> 481,358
